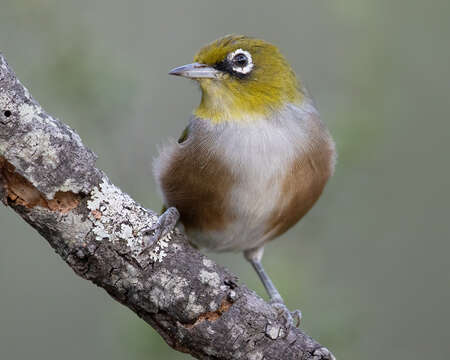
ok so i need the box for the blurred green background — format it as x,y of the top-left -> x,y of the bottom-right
1,0 -> 449,359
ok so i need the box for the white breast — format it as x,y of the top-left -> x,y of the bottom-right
188,101 -> 321,252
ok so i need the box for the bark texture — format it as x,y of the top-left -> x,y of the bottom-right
0,53 -> 335,360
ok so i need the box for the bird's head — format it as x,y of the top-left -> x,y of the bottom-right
169,35 -> 303,123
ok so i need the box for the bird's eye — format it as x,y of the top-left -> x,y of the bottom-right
227,49 -> 254,75
233,53 -> 248,67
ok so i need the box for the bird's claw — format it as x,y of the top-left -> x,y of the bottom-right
271,301 -> 302,327
140,207 -> 179,251
142,224 -> 163,248
312,347 -> 336,360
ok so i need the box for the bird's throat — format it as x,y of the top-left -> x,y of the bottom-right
194,79 -> 303,124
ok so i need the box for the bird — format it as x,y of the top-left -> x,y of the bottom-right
150,35 -> 336,325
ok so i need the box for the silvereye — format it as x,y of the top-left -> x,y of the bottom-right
151,35 -> 336,324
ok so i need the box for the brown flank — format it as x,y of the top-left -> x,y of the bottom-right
265,118 -> 335,240
160,143 -> 235,232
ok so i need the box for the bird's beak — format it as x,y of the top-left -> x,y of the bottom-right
168,62 -> 221,79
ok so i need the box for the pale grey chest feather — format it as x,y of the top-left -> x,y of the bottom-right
181,103 -> 326,252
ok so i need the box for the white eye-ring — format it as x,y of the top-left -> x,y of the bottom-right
227,49 -> 254,75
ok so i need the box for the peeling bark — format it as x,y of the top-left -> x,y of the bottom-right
0,156 -> 80,212
0,53 -> 335,360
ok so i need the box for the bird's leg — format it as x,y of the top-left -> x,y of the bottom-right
244,247 -> 302,327
247,249 -> 284,303
141,207 -> 180,248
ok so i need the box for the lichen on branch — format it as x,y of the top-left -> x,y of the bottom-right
87,178 -> 173,262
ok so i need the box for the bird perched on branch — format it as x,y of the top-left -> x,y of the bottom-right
151,35 -> 336,325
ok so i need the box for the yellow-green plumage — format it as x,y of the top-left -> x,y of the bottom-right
193,35 -> 303,123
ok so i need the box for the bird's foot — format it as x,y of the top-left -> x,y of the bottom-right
271,301 -> 302,328
140,207 -> 179,250
312,347 -> 336,360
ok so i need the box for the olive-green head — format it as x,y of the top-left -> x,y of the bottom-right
169,35 -> 303,123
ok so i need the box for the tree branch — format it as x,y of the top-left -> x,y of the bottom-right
0,53 -> 335,360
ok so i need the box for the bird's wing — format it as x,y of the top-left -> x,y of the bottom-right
177,125 -> 190,144
159,124 -> 191,214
